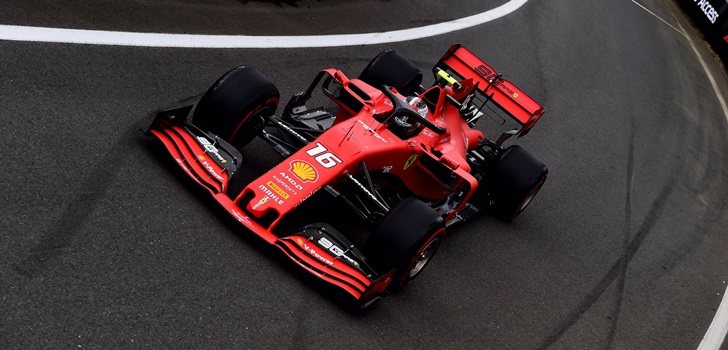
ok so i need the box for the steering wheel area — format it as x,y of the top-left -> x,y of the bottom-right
380,85 -> 446,135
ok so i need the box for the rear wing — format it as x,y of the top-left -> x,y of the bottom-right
434,44 -> 544,136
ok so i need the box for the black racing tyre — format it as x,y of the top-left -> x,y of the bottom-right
193,66 -> 279,147
364,198 -> 445,291
490,145 -> 548,222
359,50 -> 423,95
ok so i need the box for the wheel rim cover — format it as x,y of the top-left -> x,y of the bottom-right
409,237 -> 440,278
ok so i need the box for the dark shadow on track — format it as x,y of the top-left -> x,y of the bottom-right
11,126 -> 138,280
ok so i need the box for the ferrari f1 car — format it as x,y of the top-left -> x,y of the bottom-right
147,45 -> 547,308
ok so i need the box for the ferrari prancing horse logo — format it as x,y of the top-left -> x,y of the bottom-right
403,154 -> 418,170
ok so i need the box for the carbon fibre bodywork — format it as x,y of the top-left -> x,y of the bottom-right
146,45 -> 545,307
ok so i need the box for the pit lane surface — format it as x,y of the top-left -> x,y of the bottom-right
2,1 -> 728,349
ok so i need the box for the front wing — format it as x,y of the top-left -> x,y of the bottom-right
147,109 -> 392,305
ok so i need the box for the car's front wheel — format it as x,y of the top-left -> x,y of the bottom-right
193,66 -> 279,147
364,198 -> 445,291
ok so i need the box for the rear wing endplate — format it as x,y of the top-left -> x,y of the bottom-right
435,44 -> 544,136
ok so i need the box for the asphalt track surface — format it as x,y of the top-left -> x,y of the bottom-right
1,0 -> 728,349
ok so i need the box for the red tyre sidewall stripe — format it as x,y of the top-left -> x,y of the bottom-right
400,226 -> 445,285
228,96 -> 279,143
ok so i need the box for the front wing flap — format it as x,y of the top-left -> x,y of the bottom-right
147,110 -> 392,304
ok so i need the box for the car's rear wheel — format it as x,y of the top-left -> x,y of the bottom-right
359,50 -> 423,95
489,145 -> 548,221
193,66 -> 279,147
364,198 -> 445,291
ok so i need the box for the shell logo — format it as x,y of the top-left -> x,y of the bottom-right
290,160 -> 318,182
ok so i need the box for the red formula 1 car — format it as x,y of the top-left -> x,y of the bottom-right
147,45 -> 547,308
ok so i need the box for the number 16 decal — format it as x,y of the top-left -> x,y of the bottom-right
306,143 -> 342,169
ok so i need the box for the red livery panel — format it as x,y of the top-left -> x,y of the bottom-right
438,44 -> 544,132
146,45 -> 548,308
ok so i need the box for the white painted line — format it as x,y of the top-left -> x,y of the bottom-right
673,12 -> 728,350
630,2 -> 728,349
699,283 -> 728,350
678,21 -> 728,127
0,0 -> 528,48
689,16 -> 728,344
630,0 -> 689,39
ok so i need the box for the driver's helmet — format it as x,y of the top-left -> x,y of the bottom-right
393,96 -> 428,137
